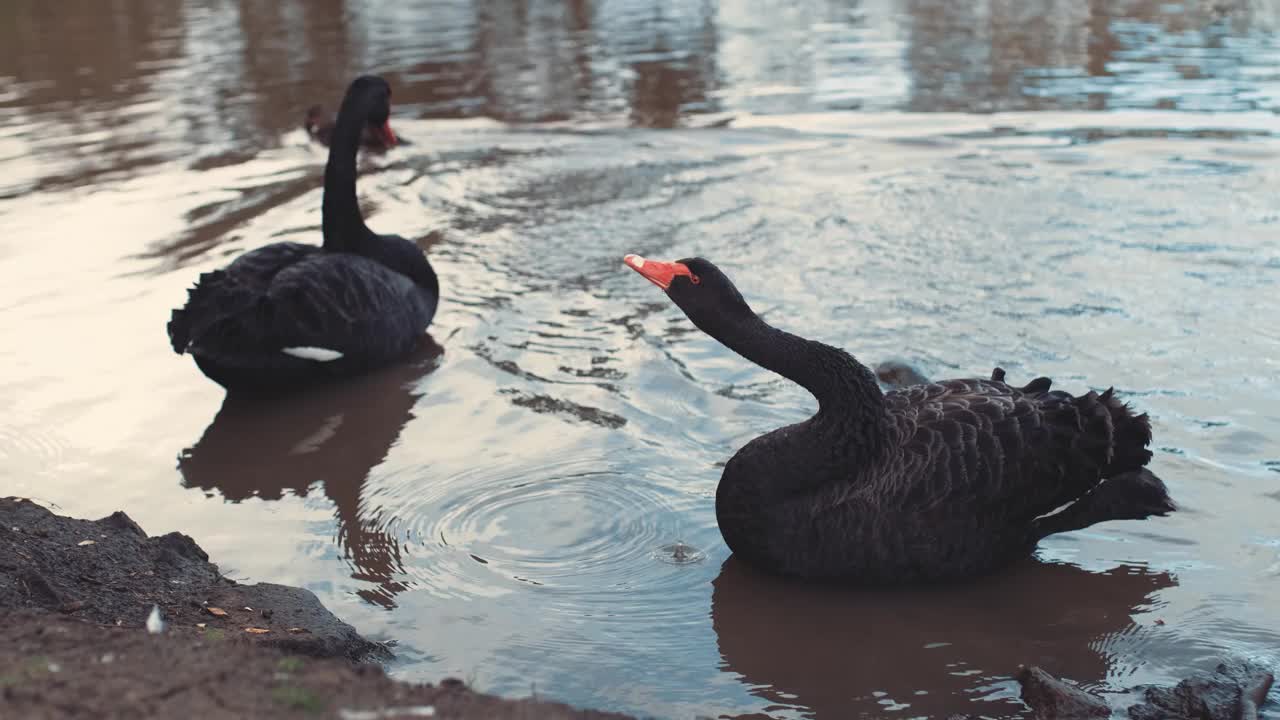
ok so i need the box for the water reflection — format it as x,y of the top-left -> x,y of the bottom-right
5,0 -> 1279,194
712,556 -> 1176,718
177,339 -> 443,608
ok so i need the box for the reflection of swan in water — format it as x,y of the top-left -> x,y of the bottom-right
178,339 -> 443,608
711,555 -> 1176,719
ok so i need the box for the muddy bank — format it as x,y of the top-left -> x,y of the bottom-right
0,608 -> 635,720
0,497 -> 385,662
0,497 -> 633,719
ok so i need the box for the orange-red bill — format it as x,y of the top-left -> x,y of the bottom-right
379,120 -> 397,147
623,254 -> 696,290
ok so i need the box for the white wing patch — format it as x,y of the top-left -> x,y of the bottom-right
282,346 -> 344,362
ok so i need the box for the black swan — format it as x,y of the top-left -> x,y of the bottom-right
169,76 -> 439,392
623,254 -> 1175,582
305,104 -> 410,150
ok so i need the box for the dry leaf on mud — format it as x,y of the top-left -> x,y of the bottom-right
205,607 -> 229,617
77,540 -> 96,546
287,627 -> 309,634
243,627 -> 270,634
196,623 -> 207,629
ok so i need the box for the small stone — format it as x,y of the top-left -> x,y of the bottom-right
1017,666 -> 1108,719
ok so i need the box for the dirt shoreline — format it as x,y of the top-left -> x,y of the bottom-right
0,497 -> 635,719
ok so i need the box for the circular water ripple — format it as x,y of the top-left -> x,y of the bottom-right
375,456 -> 716,620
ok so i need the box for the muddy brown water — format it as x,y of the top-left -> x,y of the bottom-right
2,1 -> 1280,718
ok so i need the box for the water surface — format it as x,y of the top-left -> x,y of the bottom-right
2,1 -> 1280,718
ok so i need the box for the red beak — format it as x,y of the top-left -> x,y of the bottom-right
379,120 -> 397,147
624,254 -> 697,290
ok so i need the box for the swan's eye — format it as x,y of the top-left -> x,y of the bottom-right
690,275 -> 701,285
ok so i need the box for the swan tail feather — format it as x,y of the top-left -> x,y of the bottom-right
1098,387 -> 1154,476
167,270 -> 263,355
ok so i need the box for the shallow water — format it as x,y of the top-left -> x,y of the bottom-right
3,1 -> 1280,718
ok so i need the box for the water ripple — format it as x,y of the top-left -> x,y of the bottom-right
376,457 -> 709,624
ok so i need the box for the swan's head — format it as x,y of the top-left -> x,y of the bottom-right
624,254 -> 756,333
344,75 -> 397,147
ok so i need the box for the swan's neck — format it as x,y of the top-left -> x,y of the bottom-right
321,102 -> 372,251
719,315 -> 888,449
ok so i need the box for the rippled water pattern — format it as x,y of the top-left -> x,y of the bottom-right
3,1 -> 1280,718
